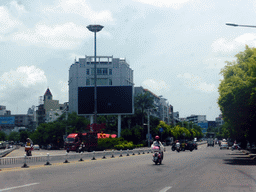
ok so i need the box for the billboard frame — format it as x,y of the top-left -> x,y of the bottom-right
77,85 -> 134,116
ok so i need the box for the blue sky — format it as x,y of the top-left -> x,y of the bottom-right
1,0 -> 256,121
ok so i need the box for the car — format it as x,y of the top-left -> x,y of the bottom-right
220,142 -> 229,150
33,144 -> 40,150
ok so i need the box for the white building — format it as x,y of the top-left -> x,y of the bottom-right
45,109 -> 63,123
186,115 -> 207,124
69,56 -> 134,114
216,114 -> 224,126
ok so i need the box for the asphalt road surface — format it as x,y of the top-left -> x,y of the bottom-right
1,145 -> 256,192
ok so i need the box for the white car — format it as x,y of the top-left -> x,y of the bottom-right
33,145 -> 40,150
220,142 -> 229,150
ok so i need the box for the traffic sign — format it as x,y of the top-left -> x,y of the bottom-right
159,127 -> 164,133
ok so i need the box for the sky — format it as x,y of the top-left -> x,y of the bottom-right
1,0 -> 256,121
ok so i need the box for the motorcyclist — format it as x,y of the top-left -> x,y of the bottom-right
176,140 -> 181,148
25,138 -> 33,156
25,138 -> 33,147
152,136 -> 164,159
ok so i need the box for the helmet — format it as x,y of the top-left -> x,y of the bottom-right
155,136 -> 160,140
26,138 -> 30,141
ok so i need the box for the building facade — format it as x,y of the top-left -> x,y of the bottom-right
186,115 -> 207,124
69,56 -> 134,114
215,114 -> 224,126
36,88 -> 67,127
134,86 -> 170,124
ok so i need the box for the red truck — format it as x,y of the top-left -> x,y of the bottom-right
64,132 -> 117,152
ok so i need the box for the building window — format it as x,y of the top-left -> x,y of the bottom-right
92,68 -> 108,75
86,69 -> 89,75
109,79 -> 112,85
86,79 -> 90,85
91,78 -> 108,85
109,69 -> 112,75
103,68 -> 107,75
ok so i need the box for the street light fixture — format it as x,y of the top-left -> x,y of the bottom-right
146,107 -> 158,147
86,25 -> 104,125
226,23 -> 256,28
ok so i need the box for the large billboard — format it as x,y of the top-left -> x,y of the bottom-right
78,86 -> 134,115
0,117 -> 15,125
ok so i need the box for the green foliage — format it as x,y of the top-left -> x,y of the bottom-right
114,141 -> 135,150
121,125 -> 144,144
218,45 -> 256,144
135,92 -> 154,126
8,131 -> 20,142
97,137 -> 135,150
19,130 -> 30,142
0,131 -> 7,141
31,112 -> 90,147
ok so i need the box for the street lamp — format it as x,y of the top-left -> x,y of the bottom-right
86,25 -> 104,125
146,107 -> 158,147
226,23 -> 256,28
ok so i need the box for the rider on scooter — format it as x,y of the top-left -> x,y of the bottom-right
152,136 -> 164,159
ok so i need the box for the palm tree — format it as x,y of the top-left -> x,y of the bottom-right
135,92 -> 154,126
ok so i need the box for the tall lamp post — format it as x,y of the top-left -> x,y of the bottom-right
86,25 -> 104,125
226,23 -> 256,28
146,107 -> 158,147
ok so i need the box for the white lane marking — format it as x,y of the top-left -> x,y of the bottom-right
0,183 -> 39,191
159,186 -> 172,192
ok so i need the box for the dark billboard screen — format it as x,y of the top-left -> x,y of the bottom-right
78,86 -> 133,115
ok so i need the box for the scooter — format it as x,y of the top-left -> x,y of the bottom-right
152,146 -> 163,165
25,145 -> 33,156
231,144 -> 241,151
171,143 -> 176,151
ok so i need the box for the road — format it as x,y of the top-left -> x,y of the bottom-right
1,145 -> 256,192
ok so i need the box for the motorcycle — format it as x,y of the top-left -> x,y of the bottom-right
171,143 -> 176,151
152,146 -> 162,165
25,145 -> 33,156
231,144 -> 241,151
176,142 -> 181,152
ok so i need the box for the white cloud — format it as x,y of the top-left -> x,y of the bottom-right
42,0 -> 113,23
177,73 -> 217,93
0,1 -> 112,49
133,0 -> 191,9
9,1 -> 28,16
10,22 -> 90,49
0,66 -> 47,104
0,5 -> 22,34
141,79 -> 170,92
212,33 -> 256,53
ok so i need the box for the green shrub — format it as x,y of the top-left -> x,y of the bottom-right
97,137 -> 125,150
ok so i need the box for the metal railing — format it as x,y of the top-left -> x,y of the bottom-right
0,148 -> 151,167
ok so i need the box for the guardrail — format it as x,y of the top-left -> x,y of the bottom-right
0,142 -> 207,169
0,148 -> 152,168
0,147 -> 16,157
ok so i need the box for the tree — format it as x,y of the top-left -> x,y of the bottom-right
218,45 -> 256,147
135,92 -> 154,126
8,132 -> 20,142
19,130 -> 30,143
0,131 -> 7,141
